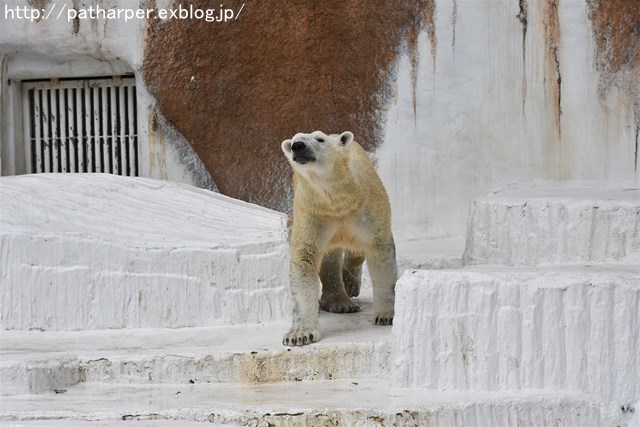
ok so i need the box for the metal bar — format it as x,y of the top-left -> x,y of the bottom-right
84,84 -> 94,173
52,88 -> 61,172
58,88 -> 68,172
110,85 -> 119,175
35,89 -> 44,173
68,88 -> 77,172
104,86 -> 112,174
75,88 -> 84,172
68,88 -> 78,172
93,86 -> 101,172
131,86 -> 138,176
99,86 -> 109,173
118,85 -> 128,176
23,88 -> 34,173
43,89 -> 52,173
123,86 -> 130,176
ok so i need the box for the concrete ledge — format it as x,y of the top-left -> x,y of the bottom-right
397,236 -> 465,271
463,184 -> 640,266
1,297 -> 391,394
0,381 -> 622,426
0,357 -> 81,396
391,267 -> 640,408
0,174 -> 290,330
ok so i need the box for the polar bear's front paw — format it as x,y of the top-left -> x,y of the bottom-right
374,311 -> 394,326
282,327 -> 321,346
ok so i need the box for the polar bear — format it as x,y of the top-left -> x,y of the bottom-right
280,130 -> 397,346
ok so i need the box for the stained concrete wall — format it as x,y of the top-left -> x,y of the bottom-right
377,0 -> 639,238
1,0 -> 638,239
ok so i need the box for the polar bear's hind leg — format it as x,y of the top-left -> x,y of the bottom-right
343,250 -> 365,298
319,249 -> 360,313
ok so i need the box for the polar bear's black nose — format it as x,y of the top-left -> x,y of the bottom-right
291,141 -> 306,152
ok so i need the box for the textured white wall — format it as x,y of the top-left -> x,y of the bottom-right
392,269 -> 640,408
377,0 -> 639,239
0,174 -> 289,330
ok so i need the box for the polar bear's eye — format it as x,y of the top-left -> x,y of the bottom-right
316,137 -> 325,143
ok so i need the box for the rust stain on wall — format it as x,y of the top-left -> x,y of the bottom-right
451,0 -> 458,50
587,0 -> 640,75
147,108 -> 169,181
26,0 -> 50,22
71,0 -> 80,35
543,0 -> 562,135
143,0 -> 436,212
587,0 -> 640,170
517,0 -> 528,115
406,0 -> 437,118
26,0 -> 50,9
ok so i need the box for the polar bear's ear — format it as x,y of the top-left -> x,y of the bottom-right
339,132 -> 354,147
281,139 -> 293,154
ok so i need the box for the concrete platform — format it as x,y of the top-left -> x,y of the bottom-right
0,174 -> 290,331
392,265 -> 640,409
0,380 -> 621,426
1,295 -> 391,395
463,183 -> 640,266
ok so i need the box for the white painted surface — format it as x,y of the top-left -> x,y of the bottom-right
0,174 -> 289,330
0,381 -> 620,426
392,267 -> 640,410
463,182 -> 640,265
377,0 -> 640,239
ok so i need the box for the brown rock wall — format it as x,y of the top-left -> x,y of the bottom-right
587,0 -> 640,76
143,0 -> 435,212
587,0 -> 640,169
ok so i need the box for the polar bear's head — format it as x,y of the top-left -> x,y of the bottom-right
281,131 -> 354,175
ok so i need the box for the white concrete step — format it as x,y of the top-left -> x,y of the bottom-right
463,183 -> 640,266
392,265 -> 640,411
0,380 -> 623,426
396,236 -> 465,270
1,297 -> 391,395
0,174 -> 290,331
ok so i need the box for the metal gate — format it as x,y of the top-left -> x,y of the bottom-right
22,77 -> 138,176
